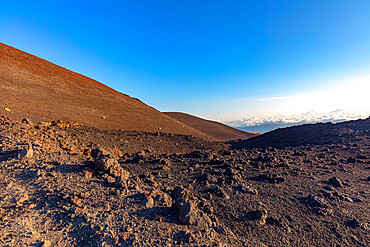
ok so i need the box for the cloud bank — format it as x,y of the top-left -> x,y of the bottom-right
224,109 -> 369,133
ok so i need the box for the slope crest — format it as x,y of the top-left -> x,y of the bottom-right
164,112 -> 257,141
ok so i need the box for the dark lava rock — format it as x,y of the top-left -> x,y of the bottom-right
315,208 -> 333,216
91,147 -> 111,158
18,145 -> 33,159
250,209 -> 268,225
236,184 -> 258,195
220,190 -> 230,200
329,177 -> 343,187
21,118 -> 33,125
219,149 -> 232,156
172,186 -> 190,200
136,150 -> 149,159
153,191 -> 173,207
105,175 -> 116,184
202,204 -> 214,215
339,195 -> 353,202
206,186 -> 231,199
114,178 -> 128,188
323,185 -> 335,191
84,167 -> 94,179
347,157 -> 357,163
179,230 -> 202,244
159,158 -> 171,166
357,155 -> 368,159
197,173 -> 212,182
142,197 -> 154,209
346,219 -> 361,228
257,154 -> 279,162
254,209 -> 268,220
188,150 -> 212,159
266,217 -> 286,227
258,174 -> 285,184
209,157 -> 224,165
214,224 -> 228,234
224,167 -> 235,176
214,224 -> 235,236
109,165 -> 130,182
308,194 -> 331,208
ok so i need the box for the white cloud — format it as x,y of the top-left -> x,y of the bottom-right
225,109 -> 368,128
214,74 -> 370,121
258,96 -> 286,101
257,75 -> 370,114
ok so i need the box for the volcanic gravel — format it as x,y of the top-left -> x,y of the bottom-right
0,116 -> 369,246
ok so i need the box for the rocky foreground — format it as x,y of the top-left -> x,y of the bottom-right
0,116 -> 369,246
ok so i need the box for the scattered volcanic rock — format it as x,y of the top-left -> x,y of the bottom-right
0,114 -> 369,246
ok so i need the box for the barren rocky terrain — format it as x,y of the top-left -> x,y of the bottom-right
0,116 -> 369,246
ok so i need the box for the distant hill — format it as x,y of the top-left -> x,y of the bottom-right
231,117 -> 370,149
237,119 -> 351,134
164,112 -> 258,141
0,43 -> 214,140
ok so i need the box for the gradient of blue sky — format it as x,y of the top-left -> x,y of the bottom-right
1,0 -> 370,121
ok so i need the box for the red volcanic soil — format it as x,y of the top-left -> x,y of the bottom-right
164,112 -> 258,141
0,43 -> 213,140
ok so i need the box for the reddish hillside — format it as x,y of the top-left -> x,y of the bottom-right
0,43 -> 216,140
164,112 -> 258,141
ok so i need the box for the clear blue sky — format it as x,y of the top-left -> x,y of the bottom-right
1,0 -> 370,121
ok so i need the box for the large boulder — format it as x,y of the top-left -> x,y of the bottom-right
177,199 -> 212,228
93,155 -> 118,171
92,149 -> 130,184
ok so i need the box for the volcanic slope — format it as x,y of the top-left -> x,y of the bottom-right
164,112 -> 258,141
0,43 -> 213,140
